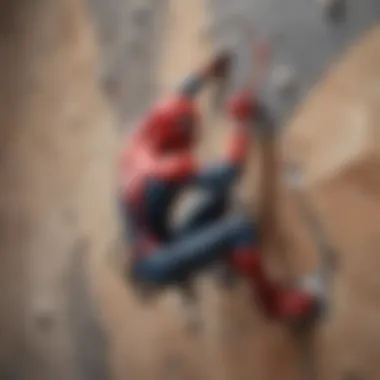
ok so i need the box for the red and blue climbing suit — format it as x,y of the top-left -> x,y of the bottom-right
119,52 -> 317,321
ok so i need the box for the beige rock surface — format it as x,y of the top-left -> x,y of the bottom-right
93,7 -> 380,379
0,1 -> 117,379
2,0 -> 380,379
281,25 -> 380,379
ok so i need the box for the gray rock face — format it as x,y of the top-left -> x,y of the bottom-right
88,0 -> 168,126
202,0 -> 380,122
88,0 -> 380,126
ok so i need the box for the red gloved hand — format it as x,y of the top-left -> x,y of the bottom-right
277,290 -> 317,321
228,89 -> 257,121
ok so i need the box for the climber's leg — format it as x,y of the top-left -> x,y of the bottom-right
229,244 -> 322,321
130,215 -> 257,285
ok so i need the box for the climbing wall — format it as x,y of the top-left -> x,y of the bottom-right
83,1 -> 380,380
0,1 -> 118,379
86,0 -> 380,380
1,1 -> 380,380
207,0 -> 380,120
282,27 -> 380,379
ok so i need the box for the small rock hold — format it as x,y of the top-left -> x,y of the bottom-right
164,353 -> 184,371
35,314 -> 54,330
340,368 -> 362,380
127,37 -> 143,56
33,305 -> 56,330
200,15 -> 216,42
182,300 -> 202,334
215,264 -> 239,290
285,163 -> 305,189
180,282 -> 197,305
179,285 -> 202,334
131,3 -> 152,24
272,64 -> 297,96
103,76 -> 121,102
319,0 -> 346,22
133,282 -> 158,304
62,206 -> 77,226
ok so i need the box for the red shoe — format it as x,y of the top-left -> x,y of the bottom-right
278,273 -> 326,325
254,286 -> 320,322
229,248 -> 323,322
276,290 -> 317,320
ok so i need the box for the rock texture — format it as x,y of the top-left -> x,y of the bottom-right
1,1 -> 380,380
88,0 -> 380,379
0,1 -> 116,379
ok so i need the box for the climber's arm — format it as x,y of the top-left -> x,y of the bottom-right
150,89 -> 256,189
177,50 -> 232,98
189,90 -> 256,190
188,120 -> 250,191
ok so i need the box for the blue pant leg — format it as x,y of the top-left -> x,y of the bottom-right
143,179 -> 178,241
131,215 -> 259,286
119,179 -> 176,253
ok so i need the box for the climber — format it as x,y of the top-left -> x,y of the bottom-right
119,50 -> 320,321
